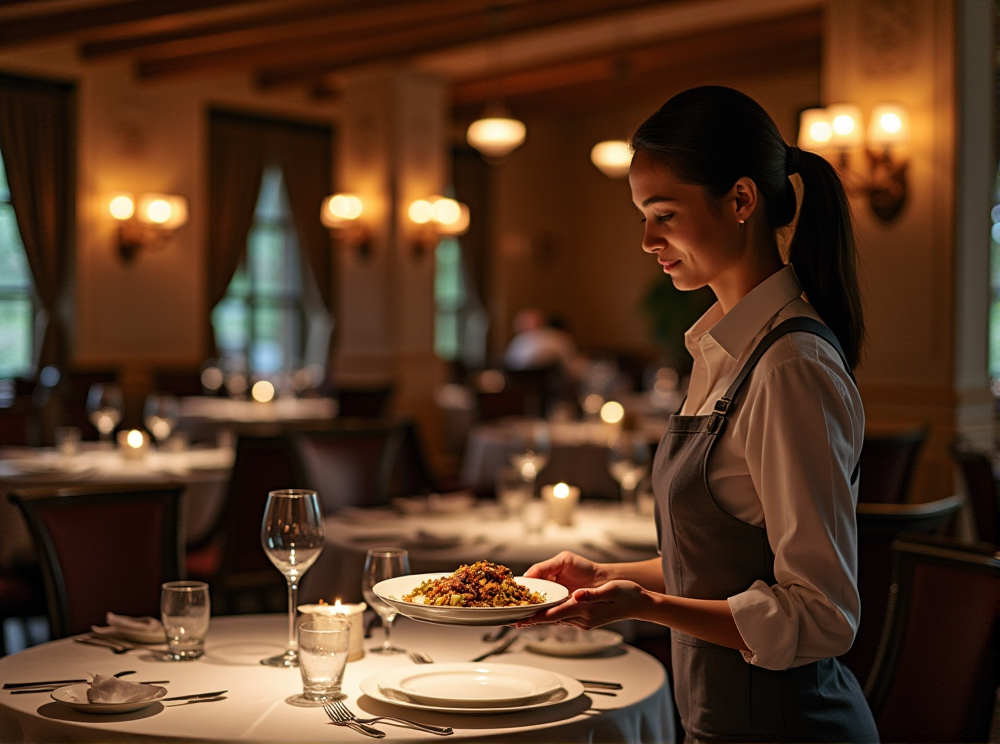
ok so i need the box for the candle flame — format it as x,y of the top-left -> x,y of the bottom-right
554,482 -> 570,499
335,598 -> 342,608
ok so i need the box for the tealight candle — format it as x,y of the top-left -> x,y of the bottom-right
116,429 -> 149,460
541,482 -> 580,526
297,599 -> 367,661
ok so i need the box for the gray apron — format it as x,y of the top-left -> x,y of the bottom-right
653,318 -> 879,743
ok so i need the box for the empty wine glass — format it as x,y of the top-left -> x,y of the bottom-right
608,431 -> 651,514
260,489 -> 325,667
361,548 -> 410,655
144,393 -> 180,446
86,383 -> 123,443
508,420 -> 552,493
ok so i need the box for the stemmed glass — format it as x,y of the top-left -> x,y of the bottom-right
508,421 -> 551,495
144,393 -> 180,446
260,489 -> 325,667
608,431 -> 651,514
86,383 -> 123,443
361,548 -> 410,655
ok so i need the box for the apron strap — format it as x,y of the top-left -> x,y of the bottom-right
711,317 -> 861,485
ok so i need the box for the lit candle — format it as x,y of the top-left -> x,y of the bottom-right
116,429 -> 149,460
297,598 -> 367,661
541,482 -> 580,526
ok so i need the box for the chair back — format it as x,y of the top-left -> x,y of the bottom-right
950,444 -> 999,543
335,387 -> 394,418
858,426 -> 929,504
389,419 -> 439,497
865,536 -> 1000,742
290,421 -> 405,513
8,483 -> 183,638
839,494 -> 962,687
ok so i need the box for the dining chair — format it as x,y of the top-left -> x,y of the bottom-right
333,386 -> 394,419
949,442 -> 999,543
838,494 -> 963,688
864,535 -> 1000,742
185,435 -> 299,614
8,482 -> 184,638
389,419 -> 442,496
0,564 -> 46,656
857,426 -> 930,504
289,420 -> 405,514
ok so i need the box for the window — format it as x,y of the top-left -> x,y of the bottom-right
212,165 -> 306,375
0,150 -> 35,378
434,237 -> 467,361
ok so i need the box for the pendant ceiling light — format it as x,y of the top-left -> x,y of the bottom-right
590,140 -> 633,179
467,103 -> 526,160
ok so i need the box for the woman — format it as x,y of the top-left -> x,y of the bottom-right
520,86 -> 879,742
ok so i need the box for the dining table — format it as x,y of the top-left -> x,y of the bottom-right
0,614 -> 675,743
177,396 -> 339,442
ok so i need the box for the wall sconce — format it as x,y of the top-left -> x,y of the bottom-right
108,192 -> 188,262
321,193 -> 370,258
590,140 -> 632,179
797,102 -> 910,222
407,196 -> 470,256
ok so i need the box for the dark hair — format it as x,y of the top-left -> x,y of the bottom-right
630,86 -> 864,369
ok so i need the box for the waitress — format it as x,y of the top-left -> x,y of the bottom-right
520,86 -> 879,743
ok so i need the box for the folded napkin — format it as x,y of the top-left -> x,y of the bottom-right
87,674 -> 166,704
90,613 -> 167,643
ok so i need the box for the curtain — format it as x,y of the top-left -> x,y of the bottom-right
0,74 -> 75,371
453,146 -> 492,368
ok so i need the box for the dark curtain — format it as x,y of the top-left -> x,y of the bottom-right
453,146 -> 493,364
0,74 -> 75,370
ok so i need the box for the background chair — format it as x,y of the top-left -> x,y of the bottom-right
838,494 -> 963,687
865,535 -> 1000,743
858,426 -> 930,504
8,483 -> 184,638
186,435 -> 299,614
950,442 -> 999,543
332,386 -> 394,419
0,564 -> 46,656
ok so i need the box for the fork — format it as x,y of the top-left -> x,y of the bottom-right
322,704 -> 384,738
408,650 -> 433,664
324,701 -> 453,736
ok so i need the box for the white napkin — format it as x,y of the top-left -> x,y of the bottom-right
87,674 -> 166,704
106,613 -> 163,633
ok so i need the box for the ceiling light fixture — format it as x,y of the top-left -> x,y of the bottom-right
590,140 -> 633,179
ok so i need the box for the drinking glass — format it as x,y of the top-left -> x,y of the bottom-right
260,489 -> 325,667
144,393 -> 180,445
496,465 -> 531,519
608,431 -> 651,514
296,619 -> 350,704
86,383 -> 123,443
361,548 -> 410,655
161,581 -> 210,660
508,421 -> 551,494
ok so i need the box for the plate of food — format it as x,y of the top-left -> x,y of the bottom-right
373,560 -> 568,626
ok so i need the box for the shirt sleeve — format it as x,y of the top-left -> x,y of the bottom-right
726,349 -> 863,671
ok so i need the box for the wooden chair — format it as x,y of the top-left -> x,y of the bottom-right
858,426 -> 929,504
865,535 -> 1000,742
950,442 -> 999,542
334,386 -> 394,419
8,483 -> 184,638
838,494 -> 963,688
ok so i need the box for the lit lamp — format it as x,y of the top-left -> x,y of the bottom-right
408,196 -> 470,256
797,102 -> 910,222
109,192 -> 188,262
590,140 -> 633,179
251,380 -> 275,403
466,103 -> 526,161
321,193 -> 370,257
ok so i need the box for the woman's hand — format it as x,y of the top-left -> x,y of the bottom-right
524,551 -> 604,594
518,580 -> 648,629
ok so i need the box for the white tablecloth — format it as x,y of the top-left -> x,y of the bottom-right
178,397 -> 338,442
0,614 -> 674,743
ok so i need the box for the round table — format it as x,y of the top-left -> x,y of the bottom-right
0,615 -> 674,743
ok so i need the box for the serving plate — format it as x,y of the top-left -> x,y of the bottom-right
50,683 -> 167,714
523,628 -> 623,657
359,668 -> 584,714
377,663 -> 561,707
373,573 -> 567,626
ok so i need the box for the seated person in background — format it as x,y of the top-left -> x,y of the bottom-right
503,308 -> 589,379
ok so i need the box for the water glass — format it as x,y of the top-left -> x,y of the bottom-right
144,393 -> 180,445
86,383 -> 123,443
55,426 -> 81,456
521,499 -> 549,540
496,465 -> 531,518
297,619 -> 350,704
361,548 -> 410,655
161,581 -> 210,660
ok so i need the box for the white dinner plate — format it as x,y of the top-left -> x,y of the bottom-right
360,668 -> 584,715
90,624 -> 167,645
604,522 -> 659,551
524,628 -> 623,657
373,573 -> 568,626
377,662 -> 562,707
50,683 -> 167,714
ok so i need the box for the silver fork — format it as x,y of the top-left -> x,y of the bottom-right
322,704 -> 384,738
324,701 -> 453,736
408,650 -> 433,664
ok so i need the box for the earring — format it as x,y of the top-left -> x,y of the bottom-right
738,219 -> 745,225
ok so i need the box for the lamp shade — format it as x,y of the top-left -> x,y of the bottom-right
826,104 -> 863,148
867,103 -> 909,147
797,108 -> 833,151
590,140 -> 632,178
137,194 -> 188,229
108,193 -> 135,221
466,116 -> 526,159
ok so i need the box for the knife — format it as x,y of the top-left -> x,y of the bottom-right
470,633 -> 518,662
162,690 -> 227,701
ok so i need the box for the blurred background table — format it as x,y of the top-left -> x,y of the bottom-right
177,397 -> 339,442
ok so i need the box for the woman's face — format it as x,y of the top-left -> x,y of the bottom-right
629,151 -> 744,294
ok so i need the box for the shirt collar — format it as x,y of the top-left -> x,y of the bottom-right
685,264 -> 803,361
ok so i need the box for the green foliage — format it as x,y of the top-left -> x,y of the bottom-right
640,277 -> 716,370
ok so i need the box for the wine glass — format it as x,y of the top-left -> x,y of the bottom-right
144,393 -> 180,446
608,431 -> 651,514
260,489 -> 325,667
361,548 -> 410,655
508,420 -> 552,493
86,383 -> 123,443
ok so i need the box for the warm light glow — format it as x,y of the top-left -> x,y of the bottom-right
251,380 -> 275,403
136,194 -> 188,229
600,400 -> 625,424
797,108 -> 832,151
201,366 -> 223,391
408,199 -> 434,224
334,598 -> 342,609
582,393 -> 604,415
880,113 -> 901,134
867,103 -> 909,147
432,198 -> 461,226
825,104 -> 863,148
321,193 -> 363,227
809,121 -> 833,143
590,140 -> 632,178
466,117 -> 527,159
553,482 -> 570,499
435,201 -> 470,236
109,194 -> 134,221
832,115 -> 856,136
145,199 -> 173,224
126,429 -> 144,448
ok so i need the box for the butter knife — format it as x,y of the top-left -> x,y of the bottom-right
162,690 -> 227,701
470,633 -> 517,662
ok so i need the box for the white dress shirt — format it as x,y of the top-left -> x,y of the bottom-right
680,264 -> 864,671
